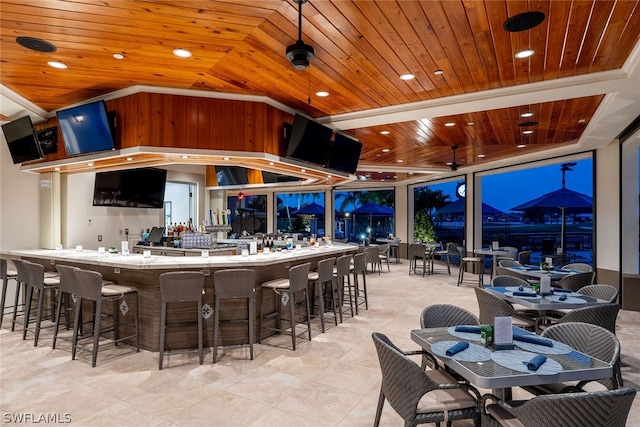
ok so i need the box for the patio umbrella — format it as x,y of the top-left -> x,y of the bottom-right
510,187 -> 593,253
292,202 -> 325,215
435,199 -> 503,216
351,202 -> 394,237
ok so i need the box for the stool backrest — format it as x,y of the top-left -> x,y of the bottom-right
56,265 -> 80,294
73,269 -> 104,301
12,259 -> 29,283
214,269 -> 255,299
288,262 -> 311,293
160,271 -> 206,302
0,258 -> 6,281
335,255 -> 352,278
23,261 -> 45,290
316,257 -> 336,283
352,252 -> 367,273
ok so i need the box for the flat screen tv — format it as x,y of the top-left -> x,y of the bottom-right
56,100 -> 116,156
285,114 -> 332,167
262,171 -> 301,183
326,133 -> 363,174
93,167 -> 167,208
1,116 -> 44,164
215,166 -> 249,186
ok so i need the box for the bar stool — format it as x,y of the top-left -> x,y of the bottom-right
308,257 -> 338,333
456,245 -> 483,287
158,271 -> 205,370
52,265 -> 80,349
351,252 -> 369,314
22,261 -> 61,346
409,243 -> 429,276
0,258 -> 19,329
72,268 -> 140,367
259,263 -> 311,350
213,268 -> 256,363
9,259 -> 30,332
333,254 -> 354,321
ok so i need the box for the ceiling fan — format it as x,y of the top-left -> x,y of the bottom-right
286,0 -> 315,70
450,145 -> 460,171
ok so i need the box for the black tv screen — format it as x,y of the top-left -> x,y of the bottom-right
215,166 -> 249,186
93,167 -> 167,208
1,116 -> 44,164
285,114 -> 332,167
326,133 -> 363,174
56,100 -> 116,156
262,171 -> 301,183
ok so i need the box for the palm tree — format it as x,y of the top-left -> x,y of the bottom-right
414,187 -> 451,216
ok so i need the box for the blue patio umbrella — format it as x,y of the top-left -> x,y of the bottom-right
352,201 -> 394,216
435,199 -> 503,216
292,202 -> 325,215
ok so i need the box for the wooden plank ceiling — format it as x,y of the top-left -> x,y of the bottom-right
1,0 -> 639,176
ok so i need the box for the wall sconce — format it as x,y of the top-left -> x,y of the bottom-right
238,192 -> 244,200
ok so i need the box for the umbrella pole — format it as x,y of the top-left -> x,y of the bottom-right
560,207 -> 566,256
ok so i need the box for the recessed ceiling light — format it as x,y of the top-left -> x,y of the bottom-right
268,162 -> 274,166
87,162 -> 94,167
382,148 -> 390,152
380,130 -> 390,135
181,155 -> 189,159
126,157 -> 134,161
478,154 -> 485,158
113,53 -> 125,60
444,122 -> 455,127
397,159 -> 403,163
408,172 -> 414,175
376,154 -> 381,157
522,130 -> 534,135
301,169 -> 306,173
578,119 -> 586,123
223,157 -> 230,160
520,112 -> 534,118
47,61 -> 67,69
400,73 -> 415,80
54,167 -> 61,171
467,122 -> 474,126
515,49 -> 535,59
393,175 -> 397,179
434,69 -> 444,75
315,91 -> 329,97
517,144 -> 527,148
173,48 -> 192,58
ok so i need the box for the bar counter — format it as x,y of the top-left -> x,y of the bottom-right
3,244 -> 357,351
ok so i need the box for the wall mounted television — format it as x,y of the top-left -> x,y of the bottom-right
93,167 -> 167,208
285,114 -> 333,167
1,115 -> 44,164
215,166 -> 249,186
326,133 -> 363,174
56,100 -> 116,156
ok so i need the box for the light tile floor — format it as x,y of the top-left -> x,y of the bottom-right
1,262 -> 638,426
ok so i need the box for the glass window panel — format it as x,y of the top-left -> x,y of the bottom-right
333,189 -> 394,243
412,180 -> 463,244
275,192 -> 325,237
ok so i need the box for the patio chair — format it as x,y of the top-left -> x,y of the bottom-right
495,266 -> 529,281
536,303 -> 620,335
371,332 -> 480,427
497,259 -> 522,268
481,387 -> 635,427
409,243 -> 429,276
562,262 -> 593,273
457,245 -> 483,287
578,284 -> 619,303
473,287 -> 536,330
556,271 -> 595,291
490,275 -> 531,289
431,242 -> 456,275
517,250 -> 532,265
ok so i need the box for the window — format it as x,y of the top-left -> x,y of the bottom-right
227,194 -> 267,235
164,182 -> 195,231
275,192 -> 325,237
333,189 -> 394,243
412,179 -> 464,244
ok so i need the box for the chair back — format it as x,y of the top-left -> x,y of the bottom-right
335,254 -> 352,279
473,287 -> 514,324
352,252 -> 367,273
557,303 -> 620,334
495,266 -> 528,280
159,271 -> 206,302
23,261 -> 45,291
12,259 -> 29,284
379,243 -> 390,255
0,258 -> 6,282
541,322 -> 620,389
56,265 -> 80,294
73,269 -> 104,301
517,250 -> 532,265
500,246 -> 518,259
288,262 -> 311,293
371,332 -> 438,422
578,284 -> 618,303
455,245 -> 467,259
489,388 -> 636,427
213,269 -> 255,300
364,246 -> 379,267
409,243 -> 427,259
562,262 -> 593,273
491,275 -> 530,288
557,271 -> 596,292
315,257 -> 336,284
498,259 -> 523,268
420,304 -> 479,328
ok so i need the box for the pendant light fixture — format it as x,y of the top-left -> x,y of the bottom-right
450,145 -> 459,171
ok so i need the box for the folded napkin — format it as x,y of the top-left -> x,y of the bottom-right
513,333 -> 554,347
517,285 -> 524,291
513,291 -> 537,297
445,341 -> 469,356
552,287 -> 571,293
559,294 -> 568,301
523,354 -> 547,371
454,325 -> 481,333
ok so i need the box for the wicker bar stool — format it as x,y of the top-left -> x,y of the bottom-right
22,260 -> 60,346
9,259 -> 30,332
456,245 -> 483,287
158,271 -> 205,370
72,268 -> 139,367
0,258 -> 19,329
333,254 -> 354,321
213,268 -> 256,363
52,265 -> 80,349
259,262 -> 311,350
308,257 -> 338,333
351,252 -> 369,314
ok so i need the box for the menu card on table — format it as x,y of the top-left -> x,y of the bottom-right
492,241 -> 500,250
540,275 -> 551,294
493,316 -> 514,350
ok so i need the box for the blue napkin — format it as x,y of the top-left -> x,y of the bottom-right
455,325 -> 481,333
552,287 -> 571,293
523,354 -> 547,371
517,285 -> 524,291
513,332 -> 554,347
445,341 -> 469,356
513,291 -> 537,297
559,294 -> 567,301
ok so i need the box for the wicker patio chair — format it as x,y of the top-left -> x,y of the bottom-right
409,243 -> 429,276
308,257 -> 338,332
494,266 -> 529,281
497,259 -> 523,268
578,284 -> 618,303
0,258 -> 19,330
372,332 -> 480,427
490,275 -> 531,289
517,250 -> 532,265
556,271 -> 595,291
457,245 -> 483,287
562,262 -> 593,273
536,303 -> 620,335
481,387 -> 635,427
473,287 -> 536,330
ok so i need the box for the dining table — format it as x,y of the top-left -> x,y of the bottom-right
484,286 -> 606,315
474,248 -> 517,279
411,326 -> 612,400
502,265 -> 578,281
375,238 -> 401,263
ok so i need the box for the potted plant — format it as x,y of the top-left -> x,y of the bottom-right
414,211 -> 437,243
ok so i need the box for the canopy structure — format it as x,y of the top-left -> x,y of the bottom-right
435,199 -> 503,216
292,202 -> 325,215
352,201 -> 394,216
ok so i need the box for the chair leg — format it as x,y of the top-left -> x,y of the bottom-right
33,288 -> 45,346
92,299 -> 102,367
197,299 -> 203,365
316,280 -> 326,333
159,301 -> 166,370
11,281 -> 23,332
304,287 -> 312,341
134,292 -> 140,352
52,291 -> 64,349
328,280 -> 338,326
22,285 -> 34,340
345,276 -> 354,317
71,298 -> 82,361
0,277 -> 8,329
289,290 -> 296,351
213,296 -> 219,363
332,278 -> 343,324
248,297 -> 254,360
374,388 -> 385,427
